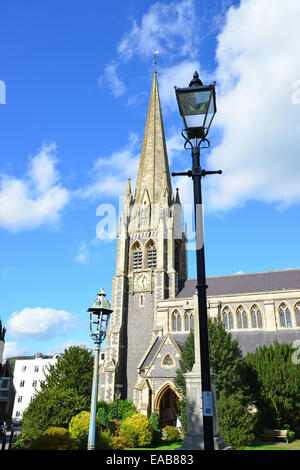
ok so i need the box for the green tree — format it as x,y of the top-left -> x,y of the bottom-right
174,317 -> 253,435
217,391 -> 257,449
245,341 -> 300,429
0,318 -> 6,341
208,317 -> 251,400
22,387 -> 88,440
41,346 -> 93,404
22,346 -> 94,441
149,411 -> 162,444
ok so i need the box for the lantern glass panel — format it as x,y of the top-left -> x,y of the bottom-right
179,89 -> 211,127
204,91 -> 216,129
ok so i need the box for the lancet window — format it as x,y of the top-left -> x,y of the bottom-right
184,311 -> 194,331
237,305 -> 248,329
279,303 -> 292,328
171,310 -> 182,332
133,244 -> 142,270
222,306 -> 233,330
295,302 -> 300,327
250,304 -> 263,329
147,242 -> 157,269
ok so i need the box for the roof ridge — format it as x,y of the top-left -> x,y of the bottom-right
185,268 -> 300,281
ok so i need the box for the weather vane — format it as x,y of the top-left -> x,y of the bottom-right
154,50 -> 159,72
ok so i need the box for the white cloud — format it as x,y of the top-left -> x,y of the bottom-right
76,133 -> 140,201
3,342 -> 32,358
117,0 -> 197,62
0,143 -> 69,232
99,0 -> 200,97
6,307 -> 76,341
74,241 -> 91,265
205,0 -> 300,211
44,339 -> 93,356
98,61 -> 126,98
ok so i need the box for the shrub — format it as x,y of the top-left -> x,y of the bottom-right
108,419 -> 120,436
111,435 -> 127,450
98,431 -> 113,450
69,411 -> 95,441
97,407 -> 109,430
118,428 -> 136,448
117,399 -> 138,421
120,413 -> 153,447
97,399 -> 138,422
121,407 -> 139,421
162,425 -> 181,442
149,412 -> 162,444
22,387 -> 88,440
28,427 -> 77,450
69,410 -> 110,450
287,430 -> 295,443
217,392 -> 258,449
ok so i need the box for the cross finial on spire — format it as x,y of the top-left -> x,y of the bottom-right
154,51 -> 159,73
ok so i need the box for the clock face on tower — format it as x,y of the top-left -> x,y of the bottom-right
133,271 -> 151,292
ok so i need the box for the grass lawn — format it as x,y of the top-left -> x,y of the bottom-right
242,440 -> 300,451
126,441 -> 183,450
128,439 -> 300,451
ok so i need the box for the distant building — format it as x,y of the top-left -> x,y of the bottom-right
0,324 -> 15,421
12,353 -> 61,418
0,361 -> 15,421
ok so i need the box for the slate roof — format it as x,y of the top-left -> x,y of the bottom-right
139,334 -> 190,370
231,329 -> 300,356
176,269 -> 300,298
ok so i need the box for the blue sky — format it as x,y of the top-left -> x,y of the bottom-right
1,0 -> 300,358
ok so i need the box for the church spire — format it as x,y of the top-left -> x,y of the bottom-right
134,71 -> 172,205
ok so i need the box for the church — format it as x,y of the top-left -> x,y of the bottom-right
99,69 -> 300,426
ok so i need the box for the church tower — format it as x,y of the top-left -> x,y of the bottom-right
100,70 -> 187,405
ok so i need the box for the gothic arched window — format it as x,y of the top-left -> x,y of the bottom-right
250,304 -> 263,329
236,306 -> 248,329
184,311 -> 194,331
132,243 -> 142,270
279,303 -> 292,328
147,242 -> 157,269
295,302 -> 300,327
171,310 -> 182,332
222,306 -> 233,330
162,354 -> 175,367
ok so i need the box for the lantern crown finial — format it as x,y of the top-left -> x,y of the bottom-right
189,71 -> 203,87
89,288 -> 112,312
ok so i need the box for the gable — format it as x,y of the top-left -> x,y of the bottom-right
141,334 -> 186,378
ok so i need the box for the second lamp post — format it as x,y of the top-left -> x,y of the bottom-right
87,288 -> 112,451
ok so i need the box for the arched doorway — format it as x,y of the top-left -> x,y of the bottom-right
156,384 -> 179,427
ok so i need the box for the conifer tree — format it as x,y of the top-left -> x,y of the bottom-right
245,341 -> 300,428
174,317 -> 253,437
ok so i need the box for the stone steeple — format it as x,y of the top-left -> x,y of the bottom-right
99,69 -> 187,405
134,71 -> 172,205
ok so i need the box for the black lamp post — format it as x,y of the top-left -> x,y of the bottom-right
173,72 -> 222,451
87,288 -> 112,451
115,386 -> 121,420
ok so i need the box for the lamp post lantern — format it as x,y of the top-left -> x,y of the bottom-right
173,72 -> 221,451
87,288 -> 112,451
